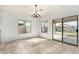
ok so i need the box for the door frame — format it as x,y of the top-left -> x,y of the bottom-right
52,18 -> 63,42
52,15 -> 78,46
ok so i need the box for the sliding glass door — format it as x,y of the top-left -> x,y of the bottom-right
53,19 -> 62,41
63,16 -> 78,45
52,16 -> 78,46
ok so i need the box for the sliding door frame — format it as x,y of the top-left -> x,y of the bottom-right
52,19 -> 63,42
52,15 -> 78,46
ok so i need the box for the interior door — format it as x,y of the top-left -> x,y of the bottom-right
63,16 -> 78,45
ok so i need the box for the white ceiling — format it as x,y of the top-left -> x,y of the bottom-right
0,5 -> 49,15
0,5 -> 79,19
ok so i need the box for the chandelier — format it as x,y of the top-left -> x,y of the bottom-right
31,5 -> 41,18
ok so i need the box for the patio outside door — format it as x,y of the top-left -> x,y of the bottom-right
53,19 -> 62,41
53,16 -> 78,46
63,16 -> 78,45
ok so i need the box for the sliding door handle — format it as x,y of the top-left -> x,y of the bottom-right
76,29 -> 78,32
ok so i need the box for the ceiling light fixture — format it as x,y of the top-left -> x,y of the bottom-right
31,5 -> 41,18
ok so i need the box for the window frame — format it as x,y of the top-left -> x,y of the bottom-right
41,21 -> 48,33
18,20 -> 32,34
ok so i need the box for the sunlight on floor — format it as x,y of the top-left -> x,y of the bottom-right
26,38 -> 47,43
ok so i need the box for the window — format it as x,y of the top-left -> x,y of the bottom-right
18,20 -> 31,34
41,21 -> 48,33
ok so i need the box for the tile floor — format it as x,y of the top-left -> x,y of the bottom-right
0,38 -> 79,54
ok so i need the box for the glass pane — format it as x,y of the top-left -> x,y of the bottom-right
18,21 -> 26,34
26,21 -> 31,33
45,22 -> 48,27
41,27 -> 45,33
41,22 -> 44,27
63,16 -> 77,45
41,21 -> 48,33
26,22 -> 31,26
53,19 -> 62,41
18,21 -> 25,25
18,21 -> 31,34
